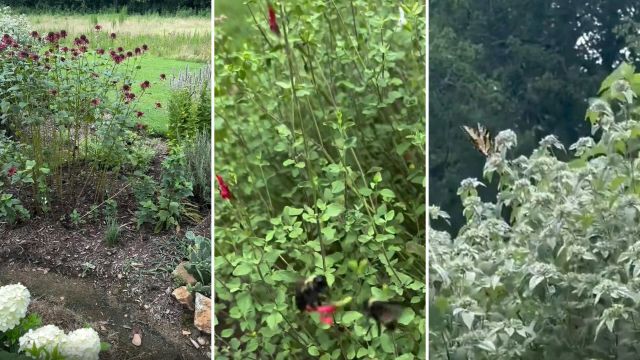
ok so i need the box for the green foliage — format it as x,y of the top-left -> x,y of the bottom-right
135,150 -> 195,232
184,231 -> 211,296
104,218 -> 120,247
0,314 -> 42,352
430,63 -> 640,359
183,130 -> 211,204
215,0 -> 425,358
167,88 -> 194,143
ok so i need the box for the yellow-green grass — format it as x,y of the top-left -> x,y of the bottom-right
27,13 -> 211,62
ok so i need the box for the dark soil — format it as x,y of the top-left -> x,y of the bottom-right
0,142 -> 212,359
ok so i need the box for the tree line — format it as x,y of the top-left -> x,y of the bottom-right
4,0 -> 210,14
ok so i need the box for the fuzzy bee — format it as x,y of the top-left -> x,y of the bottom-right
295,275 -> 328,311
363,299 -> 404,335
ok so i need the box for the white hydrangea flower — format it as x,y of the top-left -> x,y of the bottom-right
494,129 -> 517,152
59,328 -> 101,360
0,283 -> 30,332
19,324 -> 65,358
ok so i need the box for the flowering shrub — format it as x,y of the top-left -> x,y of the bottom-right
430,62 -> 640,359
0,283 -> 105,360
0,7 -> 161,219
215,1 -> 425,358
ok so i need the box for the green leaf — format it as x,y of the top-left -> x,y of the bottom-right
341,311 -> 363,325
380,333 -> 395,353
308,346 -> 320,356
379,189 -> 396,199
233,263 -> 253,276
322,203 -> 344,220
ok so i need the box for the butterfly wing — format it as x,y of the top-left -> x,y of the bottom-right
462,123 -> 492,156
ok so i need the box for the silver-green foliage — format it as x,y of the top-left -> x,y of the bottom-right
430,62 -> 640,359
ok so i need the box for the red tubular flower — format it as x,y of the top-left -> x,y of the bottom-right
268,4 -> 280,36
7,167 -> 17,177
306,305 -> 337,325
216,175 -> 232,200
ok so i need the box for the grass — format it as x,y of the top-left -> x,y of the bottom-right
27,13 -> 211,62
128,56 -> 206,134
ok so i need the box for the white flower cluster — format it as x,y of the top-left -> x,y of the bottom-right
20,326 -> 101,360
59,328 -> 102,360
19,324 -> 66,357
0,283 -> 30,332
0,283 -> 102,360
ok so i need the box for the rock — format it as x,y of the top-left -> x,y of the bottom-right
189,338 -> 200,349
194,293 -> 211,334
173,261 -> 197,286
197,336 -> 207,346
131,332 -> 142,346
172,286 -> 194,310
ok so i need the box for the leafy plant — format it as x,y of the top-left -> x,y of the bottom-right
104,218 -> 120,247
184,231 -> 211,296
430,62 -> 640,359
215,1 -> 426,358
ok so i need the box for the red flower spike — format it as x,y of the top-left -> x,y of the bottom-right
268,4 -> 280,36
216,175 -> 232,200
305,305 -> 337,325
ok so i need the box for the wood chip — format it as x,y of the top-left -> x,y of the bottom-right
189,338 -> 200,349
182,330 -> 191,336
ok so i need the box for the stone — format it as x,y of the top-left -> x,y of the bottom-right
172,261 -> 197,286
172,286 -> 194,310
194,293 -> 211,334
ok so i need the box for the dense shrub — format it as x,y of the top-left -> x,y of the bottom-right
430,63 -> 640,359
215,1 -> 425,358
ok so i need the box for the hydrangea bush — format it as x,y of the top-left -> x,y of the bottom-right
0,283 -> 105,360
430,62 -> 640,359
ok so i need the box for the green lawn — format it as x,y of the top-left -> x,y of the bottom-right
130,56 -> 206,135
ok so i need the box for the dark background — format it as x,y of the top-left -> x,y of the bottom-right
5,0 -> 210,13
430,0 -> 640,232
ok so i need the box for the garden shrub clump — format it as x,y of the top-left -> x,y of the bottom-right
430,63 -> 640,359
215,1 -> 425,359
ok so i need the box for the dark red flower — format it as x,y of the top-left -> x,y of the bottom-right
49,89 -> 58,96
18,51 -> 28,59
216,175 -> 232,200
60,30 -> 67,38
135,122 -> 147,131
29,53 -> 39,61
79,45 -> 88,53
117,46 -> 124,52
140,80 -> 150,90
126,51 -> 133,57
135,111 -> 144,118
134,47 -> 141,55
155,102 -> 162,108
61,46 -> 69,53
30,31 -> 39,39
94,24 -> 102,31
110,32 -> 116,39
91,98 -> 101,106
96,48 -> 105,55
7,167 -> 17,177
122,84 -> 131,92
159,73 -> 166,80
268,5 -> 280,36
142,44 -> 148,51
